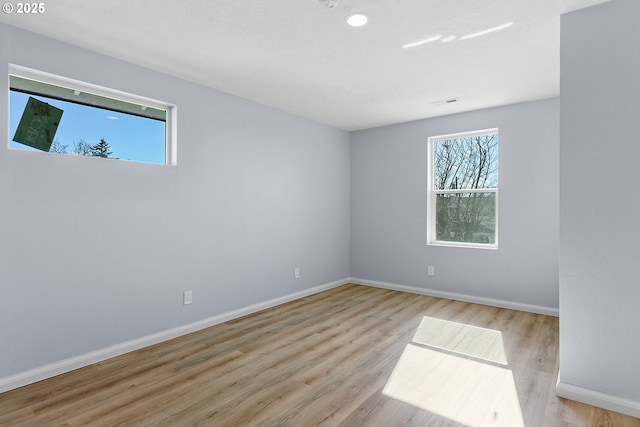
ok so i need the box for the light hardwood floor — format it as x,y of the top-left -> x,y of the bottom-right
1,284 -> 638,426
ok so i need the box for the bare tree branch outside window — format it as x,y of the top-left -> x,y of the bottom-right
431,131 -> 498,245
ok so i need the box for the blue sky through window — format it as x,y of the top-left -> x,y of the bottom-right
9,90 -> 166,164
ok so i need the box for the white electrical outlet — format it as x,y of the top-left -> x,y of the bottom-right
294,267 -> 300,279
427,266 -> 435,276
183,290 -> 193,305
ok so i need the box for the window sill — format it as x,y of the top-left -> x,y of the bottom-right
428,241 -> 498,250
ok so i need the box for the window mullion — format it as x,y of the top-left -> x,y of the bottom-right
434,188 -> 497,194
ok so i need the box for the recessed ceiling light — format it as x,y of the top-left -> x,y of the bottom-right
346,13 -> 368,27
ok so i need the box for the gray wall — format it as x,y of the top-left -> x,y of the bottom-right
0,23 -> 351,378
351,99 -> 559,309
560,0 -> 640,403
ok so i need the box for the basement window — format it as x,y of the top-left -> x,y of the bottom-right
427,129 -> 499,249
8,65 -> 176,165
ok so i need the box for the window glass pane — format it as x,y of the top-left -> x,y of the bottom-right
9,75 -> 168,165
435,192 -> 496,244
433,133 -> 498,190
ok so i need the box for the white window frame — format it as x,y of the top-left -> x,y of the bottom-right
8,64 -> 177,165
427,128 -> 499,249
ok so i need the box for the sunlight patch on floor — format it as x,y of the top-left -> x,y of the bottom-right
382,317 -> 524,427
413,316 -> 508,365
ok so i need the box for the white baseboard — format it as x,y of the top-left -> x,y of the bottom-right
349,277 -> 559,317
0,278 -> 348,394
0,277 -> 557,394
5,277 -> 637,419
556,375 -> 640,418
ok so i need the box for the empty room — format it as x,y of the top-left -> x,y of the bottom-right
0,0 -> 639,426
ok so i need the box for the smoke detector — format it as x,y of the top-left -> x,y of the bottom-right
320,0 -> 338,8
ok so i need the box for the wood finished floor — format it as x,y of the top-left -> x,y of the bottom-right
1,284 -> 639,427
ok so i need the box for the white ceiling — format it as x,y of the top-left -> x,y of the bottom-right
1,0 -> 609,131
